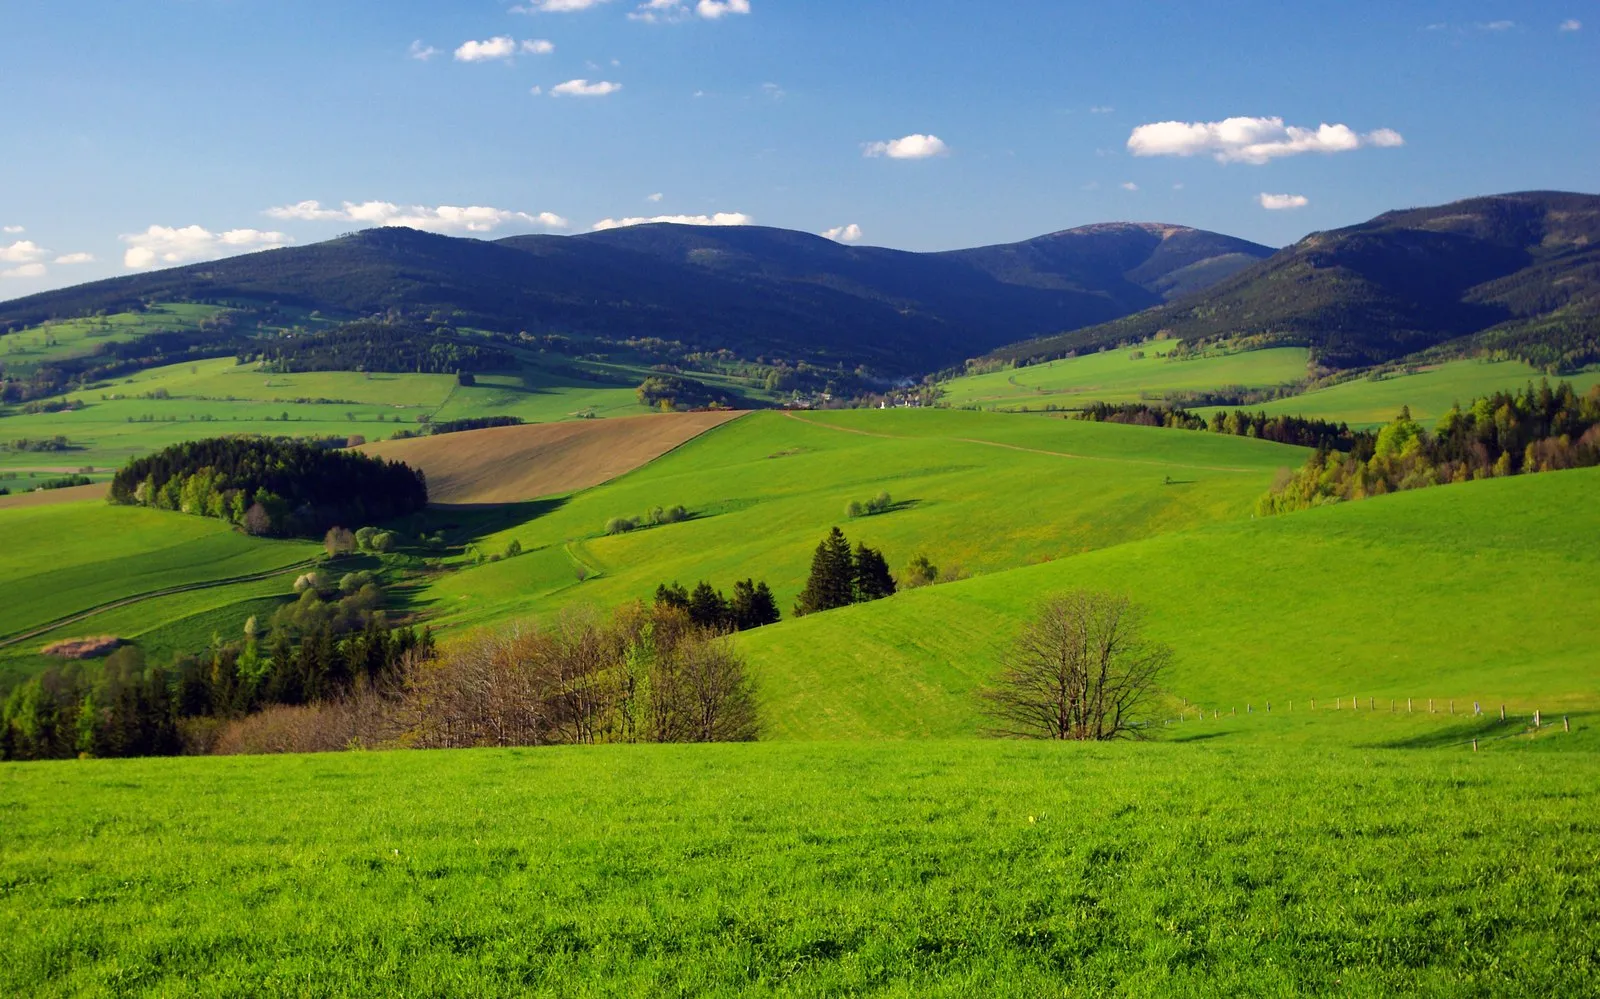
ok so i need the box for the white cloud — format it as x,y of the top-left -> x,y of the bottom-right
761,82 -> 785,100
1480,20 -> 1515,31
862,133 -> 950,159
1560,19 -> 1582,31
1,263 -> 47,280
1089,106 -> 1114,114
0,240 -> 49,264
513,0 -> 611,10
265,200 -> 568,233
697,0 -> 751,18
1128,116 -> 1404,165
409,40 -> 439,61
122,225 -> 291,269
550,78 -> 622,96
2,225 -> 23,234
821,223 -> 863,243
647,192 -> 664,202
630,0 -> 749,21
1120,182 -> 1139,191
529,85 -> 543,96
454,37 -> 552,62
1259,193 -> 1310,210
54,252 -> 95,264
592,212 -> 753,230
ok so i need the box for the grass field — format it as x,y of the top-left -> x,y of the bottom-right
0,304 -> 226,376
409,409 -> 1304,633
1209,358 -> 1600,426
939,347 -> 1311,411
2,740 -> 1596,997
0,356 -> 660,474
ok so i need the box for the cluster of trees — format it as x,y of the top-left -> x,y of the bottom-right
636,374 -> 733,411
1259,381 -> 1600,514
1,602 -> 433,761
605,505 -> 690,535
1,328 -> 243,405
241,320 -> 517,375
1076,402 -> 1371,453
5,436 -> 75,452
794,527 -> 896,616
845,491 -> 894,518
654,579 -> 781,632
109,437 -> 428,538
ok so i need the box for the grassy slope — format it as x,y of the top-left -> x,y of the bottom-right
0,304 -> 224,375
939,347 -> 1311,410
1219,358 -> 1600,426
0,502 -> 316,683
741,466 -> 1600,739
0,357 -> 654,474
1,741 -> 1595,997
415,410 -> 1302,631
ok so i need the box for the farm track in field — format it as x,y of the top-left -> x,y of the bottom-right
0,557 -> 320,649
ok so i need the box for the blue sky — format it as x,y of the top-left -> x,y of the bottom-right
1,0 -> 1594,295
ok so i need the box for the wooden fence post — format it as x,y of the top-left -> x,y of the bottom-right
1565,716 -> 1570,733
1500,705 -> 1505,721
1473,738 -> 1478,752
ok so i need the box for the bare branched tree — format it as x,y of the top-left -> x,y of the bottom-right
982,591 -> 1171,740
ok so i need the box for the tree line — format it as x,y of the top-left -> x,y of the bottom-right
655,579 -> 781,632
109,437 -> 428,538
240,320 -> 517,375
1076,402 -> 1372,453
1259,381 -> 1600,514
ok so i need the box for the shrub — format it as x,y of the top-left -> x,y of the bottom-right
605,516 -> 639,536
847,492 -> 893,517
902,554 -> 938,589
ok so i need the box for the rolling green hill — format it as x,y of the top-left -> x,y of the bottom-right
985,191 -> 1600,371
1,223 -> 1270,377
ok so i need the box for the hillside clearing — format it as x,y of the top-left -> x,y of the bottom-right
365,411 -> 747,505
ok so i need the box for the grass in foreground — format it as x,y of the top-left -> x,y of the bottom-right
1,740 -> 1595,997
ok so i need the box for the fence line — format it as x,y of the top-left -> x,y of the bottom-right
1160,695 -> 1579,749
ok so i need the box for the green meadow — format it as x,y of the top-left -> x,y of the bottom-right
2,740 -> 1596,997
0,356 -> 655,474
939,346 -> 1311,410
0,305 -> 226,376
1214,358 -> 1600,426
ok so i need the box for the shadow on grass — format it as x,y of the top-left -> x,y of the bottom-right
427,498 -> 569,540
1165,731 -> 1232,744
1368,716 -> 1530,750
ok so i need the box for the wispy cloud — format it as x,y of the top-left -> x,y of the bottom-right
266,200 -> 569,233
1479,20 -> 1516,31
2,225 -> 23,235
1089,106 -> 1114,114
1560,19 -> 1582,32
630,0 -> 751,22
1128,116 -> 1403,165
592,212 -> 753,230
863,134 -> 949,159
54,252 -> 95,264
122,225 -> 291,269
1120,182 -> 1139,191
1259,193 -> 1309,210
409,40 -> 440,61
821,223 -> 862,243
550,79 -> 622,96
454,37 -> 554,62
647,192 -> 664,202
513,0 -> 611,11
1,263 -> 47,280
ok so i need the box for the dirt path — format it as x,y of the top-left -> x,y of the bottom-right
0,558 -> 319,650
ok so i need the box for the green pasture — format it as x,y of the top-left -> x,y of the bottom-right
0,305 -> 225,376
939,347 -> 1311,410
740,466 -> 1600,740
0,502 -> 316,684
1211,358 -> 1600,427
0,357 -> 655,472
2,740 -> 1596,997
411,409 -> 1304,632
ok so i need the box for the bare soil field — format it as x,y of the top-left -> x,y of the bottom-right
0,483 -> 109,510
365,412 -> 746,505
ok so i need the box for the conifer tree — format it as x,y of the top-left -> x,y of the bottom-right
853,543 -> 897,602
795,527 -> 856,615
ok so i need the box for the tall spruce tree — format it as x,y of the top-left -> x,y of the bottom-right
853,543 -> 897,602
732,579 -> 782,630
795,527 -> 856,616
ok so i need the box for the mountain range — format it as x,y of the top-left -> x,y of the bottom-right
985,191 -> 1600,372
0,223 -> 1272,375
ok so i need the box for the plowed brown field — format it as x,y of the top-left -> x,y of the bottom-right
0,483 -> 109,510
365,412 -> 746,505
